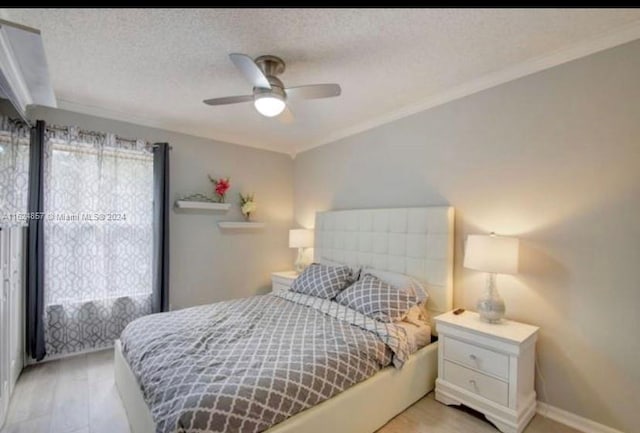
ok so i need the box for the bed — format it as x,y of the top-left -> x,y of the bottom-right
115,207 -> 454,433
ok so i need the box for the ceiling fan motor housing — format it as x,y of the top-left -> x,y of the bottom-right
253,55 -> 286,99
254,55 -> 286,77
254,86 -> 285,100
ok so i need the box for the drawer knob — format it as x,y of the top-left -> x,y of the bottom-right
468,379 -> 479,390
469,354 -> 478,361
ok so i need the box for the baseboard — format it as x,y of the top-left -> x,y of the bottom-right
24,343 -> 114,366
537,402 -> 623,433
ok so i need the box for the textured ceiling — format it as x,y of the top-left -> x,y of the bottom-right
3,8 -> 640,154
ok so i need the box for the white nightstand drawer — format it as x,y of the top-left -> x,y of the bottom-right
444,337 -> 509,380
443,361 -> 508,406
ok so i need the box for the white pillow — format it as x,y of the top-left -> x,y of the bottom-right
404,305 -> 430,326
362,268 -> 429,304
396,320 -> 432,352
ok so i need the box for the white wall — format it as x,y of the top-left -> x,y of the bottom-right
293,40 -> 640,432
29,107 -> 295,309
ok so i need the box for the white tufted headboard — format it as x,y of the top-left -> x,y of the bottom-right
314,207 -> 454,319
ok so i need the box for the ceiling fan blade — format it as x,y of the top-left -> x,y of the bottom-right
229,53 -> 271,89
278,106 -> 295,124
203,95 -> 254,106
285,84 -> 341,100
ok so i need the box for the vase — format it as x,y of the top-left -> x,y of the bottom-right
217,194 -> 226,203
243,212 -> 251,221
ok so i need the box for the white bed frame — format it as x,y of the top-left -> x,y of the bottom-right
115,207 -> 454,433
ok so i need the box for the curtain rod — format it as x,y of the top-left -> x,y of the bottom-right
45,125 -> 172,149
46,124 -> 140,144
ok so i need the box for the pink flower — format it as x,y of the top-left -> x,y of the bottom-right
215,178 -> 230,196
209,175 -> 231,202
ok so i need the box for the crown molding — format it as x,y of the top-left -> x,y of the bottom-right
295,20 -> 640,155
0,18 -> 56,121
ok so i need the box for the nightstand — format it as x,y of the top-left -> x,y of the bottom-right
435,311 -> 539,433
271,271 -> 298,293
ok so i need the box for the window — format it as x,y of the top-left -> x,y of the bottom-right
42,130 -> 154,356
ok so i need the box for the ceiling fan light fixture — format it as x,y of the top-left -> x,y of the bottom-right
254,94 -> 286,117
203,53 -> 341,123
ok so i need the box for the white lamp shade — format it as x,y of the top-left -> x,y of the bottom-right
289,229 -> 314,248
464,234 -> 519,274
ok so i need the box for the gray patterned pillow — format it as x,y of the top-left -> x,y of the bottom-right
290,264 -> 352,299
335,274 -> 418,322
315,258 -> 361,281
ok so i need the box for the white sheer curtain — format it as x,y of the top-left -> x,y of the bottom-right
43,126 -> 154,356
0,116 -> 30,228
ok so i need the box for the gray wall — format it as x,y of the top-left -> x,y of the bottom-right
24,39 -> 640,431
29,107 -> 295,310
294,40 -> 640,431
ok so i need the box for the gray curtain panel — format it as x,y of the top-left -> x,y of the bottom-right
152,143 -> 170,313
26,120 -> 46,361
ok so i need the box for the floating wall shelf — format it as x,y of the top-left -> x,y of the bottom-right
175,200 -> 231,211
218,221 -> 266,229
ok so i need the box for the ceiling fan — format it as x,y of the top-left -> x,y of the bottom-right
203,53 -> 341,120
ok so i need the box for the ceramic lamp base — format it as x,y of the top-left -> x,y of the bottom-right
294,248 -> 306,273
477,273 -> 506,323
477,298 -> 506,323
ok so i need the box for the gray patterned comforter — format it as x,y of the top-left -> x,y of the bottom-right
120,291 -> 411,433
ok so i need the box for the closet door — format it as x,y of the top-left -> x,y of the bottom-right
0,228 -> 8,427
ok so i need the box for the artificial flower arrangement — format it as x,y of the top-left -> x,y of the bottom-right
239,193 -> 256,221
208,175 -> 230,203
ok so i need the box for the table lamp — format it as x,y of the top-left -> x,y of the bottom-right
464,233 -> 519,323
289,229 -> 314,273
